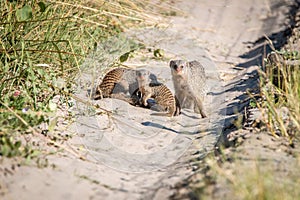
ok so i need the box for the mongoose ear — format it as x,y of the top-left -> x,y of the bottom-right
169,60 -> 175,67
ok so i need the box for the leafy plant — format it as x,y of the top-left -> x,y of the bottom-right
0,0 -> 162,159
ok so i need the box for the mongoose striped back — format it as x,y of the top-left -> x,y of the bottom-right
94,68 -> 129,99
142,83 -> 180,117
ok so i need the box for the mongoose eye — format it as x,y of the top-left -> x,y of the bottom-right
173,64 -> 178,69
180,65 -> 184,69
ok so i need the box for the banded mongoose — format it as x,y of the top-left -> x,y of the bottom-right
93,67 -> 139,105
93,67 -> 158,106
169,60 -> 207,118
136,69 -> 181,117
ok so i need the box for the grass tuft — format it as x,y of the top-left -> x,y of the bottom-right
190,149 -> 300,200
257,50 -> 300,141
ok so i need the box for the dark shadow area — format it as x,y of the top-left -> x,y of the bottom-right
237,1 -> 300,69
216,115 -> 241,148
209,69 -> 259,97
219,71 -> 260,116
218,0 -> 300,146
141,121 -> 179,134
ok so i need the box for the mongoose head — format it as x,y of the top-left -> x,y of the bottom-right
136,69 -> 150,81
169,60 -> 188,76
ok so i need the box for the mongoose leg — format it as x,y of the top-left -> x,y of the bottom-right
194,96 -> 207,118
142,92 -> 152,107
174,96 -> 181,116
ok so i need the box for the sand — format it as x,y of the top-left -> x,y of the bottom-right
0,0 -> 296,199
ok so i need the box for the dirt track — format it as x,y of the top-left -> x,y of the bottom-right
0,0 -> 298,199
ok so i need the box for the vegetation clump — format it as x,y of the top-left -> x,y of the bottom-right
0,0 -> 162,159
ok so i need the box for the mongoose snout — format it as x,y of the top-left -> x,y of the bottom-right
136,70 -> 149,81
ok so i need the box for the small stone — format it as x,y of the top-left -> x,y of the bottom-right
256,136 -> 261,140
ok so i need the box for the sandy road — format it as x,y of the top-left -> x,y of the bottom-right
0,0 -> 294,199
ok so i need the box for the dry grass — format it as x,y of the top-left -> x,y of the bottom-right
0,0 -> 169,159
257,50 -> 300,141
194,153 -> 300,200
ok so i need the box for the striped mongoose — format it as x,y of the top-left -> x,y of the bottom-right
169,60 -> 207,118
136,69 -> 181,117
93,67 -> 158,106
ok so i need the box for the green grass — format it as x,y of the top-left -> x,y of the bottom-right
0,0 -> 164,159
258,50 -> 300,141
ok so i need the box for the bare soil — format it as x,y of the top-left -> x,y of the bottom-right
1,0 -> 300,200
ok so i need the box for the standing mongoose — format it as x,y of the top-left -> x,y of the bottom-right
169,60 -> 207,118
136,69 -> 181,117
